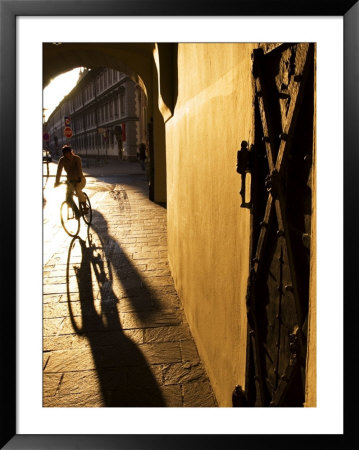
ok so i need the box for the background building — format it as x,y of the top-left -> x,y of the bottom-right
44,67 -> 147,161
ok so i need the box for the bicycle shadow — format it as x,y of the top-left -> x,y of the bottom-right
66,223 -> 169,406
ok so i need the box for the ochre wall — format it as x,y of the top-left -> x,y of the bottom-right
165,43 -> 257,406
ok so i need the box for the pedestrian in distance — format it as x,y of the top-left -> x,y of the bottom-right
137,142 -> 146,171
54,145 -> 88,218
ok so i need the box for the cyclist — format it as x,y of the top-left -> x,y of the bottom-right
54,145 -> 88,218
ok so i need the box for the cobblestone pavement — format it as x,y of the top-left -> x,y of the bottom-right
43,159 -> 217,407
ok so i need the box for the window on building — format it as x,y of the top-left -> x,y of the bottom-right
119,88 -> 125,114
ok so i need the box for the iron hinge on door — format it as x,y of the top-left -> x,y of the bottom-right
236,140 -> 254,208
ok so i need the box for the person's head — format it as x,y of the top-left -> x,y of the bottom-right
62,145 -> 74,160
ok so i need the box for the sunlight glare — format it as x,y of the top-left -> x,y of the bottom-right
43,67 -> 85,122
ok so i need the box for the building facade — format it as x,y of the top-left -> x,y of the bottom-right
44,67 -> 147,161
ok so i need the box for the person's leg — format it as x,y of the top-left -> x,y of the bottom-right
66,183 -> 80,217
76,177 -> 88,213
76,177 -> 87,203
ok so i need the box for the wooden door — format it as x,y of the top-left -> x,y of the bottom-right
235,43 -> 315,407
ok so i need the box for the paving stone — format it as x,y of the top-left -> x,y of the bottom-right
181,340 -> 200,362
123,364 -> 164,387
138,275 -> 174,287
43,294 -> 64,304
44,348 -> 97,372
43,334 -> 80,352
141,268 -> 171,277
57,370 -> 110,395
58,314 -> 125,335
101,386 -> 167,407
162,362 -> 207,386
43,318 -> 64,336
138,342 -> 182,365
43,391 -> 104,407
151,294 -> 182,311
43,298 -> 117,319
42,284 -> 68,295
120,310 -> 182,329
143,325 -> 191,344
58,291 -> 101,303
43,328 -> 143,351
149,285 -> 178,298
161,385 -> 183,407
43,162 -> 217,408
43,276 -> 67,284
121,260 -> 169,273
43,269 -> 68,278
117,296 -> 154,313
43,353 -> 50,370
183,381 -> 218,407
132,250 -> 161,260
43,373 -> 63,397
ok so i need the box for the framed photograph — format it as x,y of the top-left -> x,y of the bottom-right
1,0 -> 355,448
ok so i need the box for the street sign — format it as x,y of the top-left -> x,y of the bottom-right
64,127 -> 73,138
64,116 -> 71,126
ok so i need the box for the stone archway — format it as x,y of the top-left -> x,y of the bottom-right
43,42 -> 170,203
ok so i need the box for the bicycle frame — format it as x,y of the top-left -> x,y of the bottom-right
59,181 -> 92,236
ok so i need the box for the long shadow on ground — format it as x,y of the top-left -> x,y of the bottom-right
66,209 -> 181,407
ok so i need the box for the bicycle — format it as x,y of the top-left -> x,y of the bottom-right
59,181 -> 92,236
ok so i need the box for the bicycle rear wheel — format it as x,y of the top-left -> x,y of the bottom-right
60,201 -> 80,236
81,192 -> 92,225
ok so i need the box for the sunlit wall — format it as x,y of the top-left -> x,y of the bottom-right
165,43 -> 256,406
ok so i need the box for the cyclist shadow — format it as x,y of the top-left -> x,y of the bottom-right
66,224 -> 168,406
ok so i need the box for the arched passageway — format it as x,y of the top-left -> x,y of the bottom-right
43,42 -> 177,203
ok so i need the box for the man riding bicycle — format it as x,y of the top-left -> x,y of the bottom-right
54,145 -> 88,218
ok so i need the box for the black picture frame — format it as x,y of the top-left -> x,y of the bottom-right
1,0 -> 356,448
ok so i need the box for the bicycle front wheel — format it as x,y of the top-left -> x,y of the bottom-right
60,201 -> 80,237
81,192 -> 92,225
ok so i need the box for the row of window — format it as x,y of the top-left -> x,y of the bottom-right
71,69 -> 124,111
72,93 -> 126,132
73,131 -> 116,151
97,93 -> 125,124
96,68 -> 121,95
